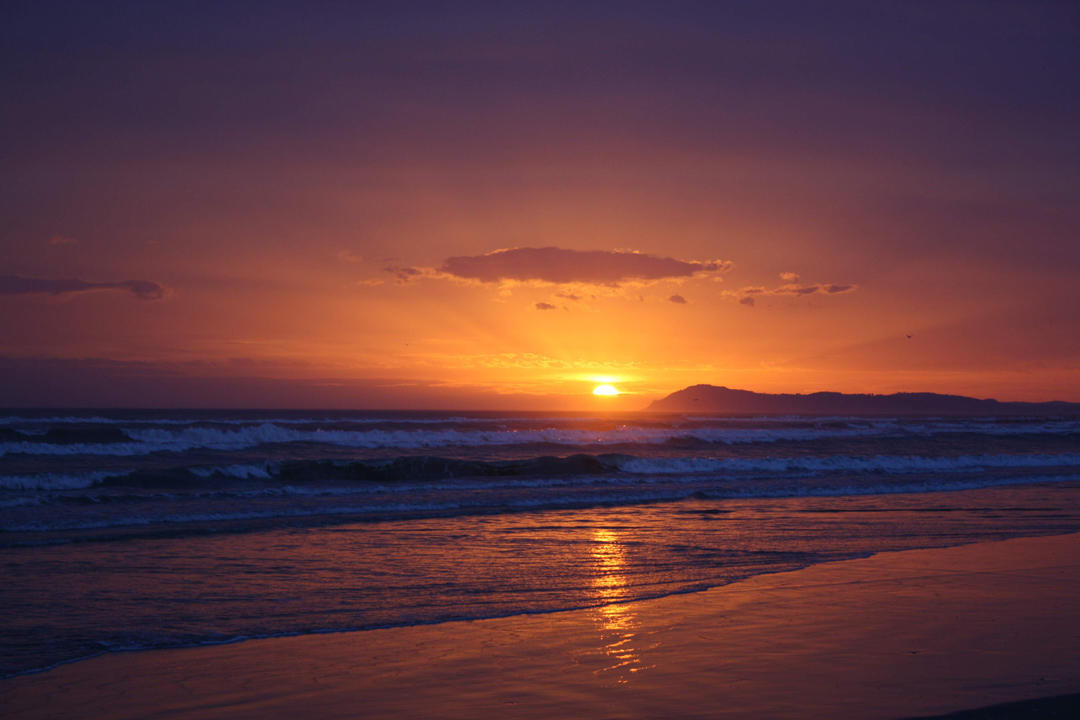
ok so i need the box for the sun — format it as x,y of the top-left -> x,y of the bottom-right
593,384 -> 619,396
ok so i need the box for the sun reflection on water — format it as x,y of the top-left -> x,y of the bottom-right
585,528 -> 656,684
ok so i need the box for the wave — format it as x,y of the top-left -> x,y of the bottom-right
7,473 -> 1080,536
4,453 -> 1075,498
6,452 -> 1079,494
121,423 -> 892,450
690,473 -> 1080,499
616,453 -> 1080,475
188,464 -> 275,480
0,470 -> 133,491
4,417 -> 1079,457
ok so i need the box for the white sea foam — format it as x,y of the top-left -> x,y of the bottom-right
7,473 -> 1079,534
3,414 -> 1078,460
0,441 -> 167,457
0,422 -> 911,456
617,453 -> 1080,475
0,470 -> 131,490
188,463 -> 278,479
0,496 -> 41,508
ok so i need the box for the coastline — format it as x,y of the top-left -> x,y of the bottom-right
4,532 -> 1080,719
905,692 -> 1080,719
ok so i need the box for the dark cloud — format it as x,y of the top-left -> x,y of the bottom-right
534,301 -> 558,311
774,283 -> 858,296
439,247 -> 732,285
384,266 -> 424,284
668,294 -> 687,304
555,292 -> 584,301
0,275 -> 166,300
822,284 -> 856,294
727,280 -> 857,306
777,285 -> 822,296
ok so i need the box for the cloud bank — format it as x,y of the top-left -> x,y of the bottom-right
387,247 -> 733,286
0,275 -> 166,300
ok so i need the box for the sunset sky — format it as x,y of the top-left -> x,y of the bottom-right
2,1 -> 1078,408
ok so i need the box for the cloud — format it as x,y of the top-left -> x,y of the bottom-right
555,292 -> 585,302
0,275 -> 166,300
337,250 -> 364,262
779,272 -> 800,282
534,301 -> 559,310
437,247 -> 732,286
726,279 -> 858,307
384,266 -> 426,284
668,294 -> 687,304
821,284 -> 856,294
774,283 -> 857,296
48,235 -> 78,245
776,284 -> 821,296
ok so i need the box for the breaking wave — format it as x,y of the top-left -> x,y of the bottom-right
3,417 -> 1079,458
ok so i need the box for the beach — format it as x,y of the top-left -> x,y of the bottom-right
6,0 -> 1080,715
5,532 -> 1079,719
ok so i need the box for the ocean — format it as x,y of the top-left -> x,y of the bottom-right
3,410 -> 1080,679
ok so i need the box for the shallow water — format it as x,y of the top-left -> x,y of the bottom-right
2,411 -> 1079,677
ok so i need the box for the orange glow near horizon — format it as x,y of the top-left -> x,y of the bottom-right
4,6 -> 1079,409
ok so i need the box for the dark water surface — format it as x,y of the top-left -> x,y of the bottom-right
2,411 -> 1079,677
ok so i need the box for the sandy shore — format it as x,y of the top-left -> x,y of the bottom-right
4,532 -> 1080,719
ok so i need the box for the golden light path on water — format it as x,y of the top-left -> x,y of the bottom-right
586,528 -> 656,684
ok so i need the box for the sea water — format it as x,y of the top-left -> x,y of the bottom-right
2,410 -> 1079,677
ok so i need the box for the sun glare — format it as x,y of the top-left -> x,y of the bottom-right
593,384 -> 619,396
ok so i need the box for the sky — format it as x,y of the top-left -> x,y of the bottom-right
2,1 -> 1079,409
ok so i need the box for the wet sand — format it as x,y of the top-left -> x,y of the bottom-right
905,691 -> 1080,719
4,532 -> 1080,719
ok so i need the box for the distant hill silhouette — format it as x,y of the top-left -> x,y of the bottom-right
647,385 -> 1080,416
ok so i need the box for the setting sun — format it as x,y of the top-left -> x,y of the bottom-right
593,384 -> 619,396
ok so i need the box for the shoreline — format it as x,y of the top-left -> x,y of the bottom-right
4,532 -> 1080,719
905,692 -> 1080,719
